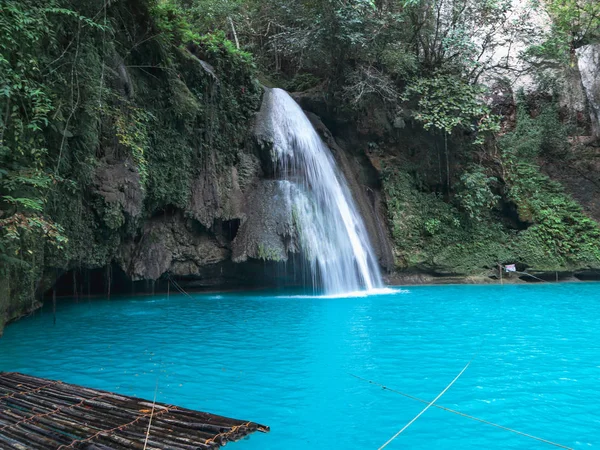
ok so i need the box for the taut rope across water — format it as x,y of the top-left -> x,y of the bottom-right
377,360 -> 472,449
350,373 -> 573,449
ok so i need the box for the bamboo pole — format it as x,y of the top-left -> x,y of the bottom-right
228,17 -> 240,50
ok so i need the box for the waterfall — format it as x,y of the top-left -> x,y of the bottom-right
256,88 -> 383,294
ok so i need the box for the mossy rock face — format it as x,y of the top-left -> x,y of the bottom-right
187,152 -> 262,229
380,102 -> 600,277
232,180 -> 299,263
120,211 -> 230,281
0,0 -> 265,330
382,168 -> 513,275
93,158 -> 144,230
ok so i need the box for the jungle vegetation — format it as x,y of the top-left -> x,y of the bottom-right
1,0 -> 599,326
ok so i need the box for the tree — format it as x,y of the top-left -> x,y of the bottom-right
546,0 -> 600,48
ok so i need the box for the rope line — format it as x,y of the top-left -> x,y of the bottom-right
378,360 -> 471,449
500,265 -> 548,282
143,275 -> 171,450
1,393 -> 109,431
351,374 -> 572,450
57,404 -> 179,449
0,378 -> 62,400
204,421 -> 253,446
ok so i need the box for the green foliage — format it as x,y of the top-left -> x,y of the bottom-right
379,44 -> 418,79
526,0 -> 600,75
151,0 -> 202,43
282,73 -> 323,92
382,167 -> 515,273
174,0 -> 244,33
0,0 -> 91,279
104,100 -> 154,187
507,164 -> 600,268
500,102 -> 600,268
197,30 -> 255,67
403,74 -> 501,140
545,0 -> 600,48
525,28 -> 573,66
1,0 -> 262,328
455,167 -> 500,221
382,100 -> 600,274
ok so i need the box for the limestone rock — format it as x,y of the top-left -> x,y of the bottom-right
577,44 -> 600,137
231,180 -> 298,263
188,151 -> 261,228
122,212 -> 229,281
94,158 -> 144,224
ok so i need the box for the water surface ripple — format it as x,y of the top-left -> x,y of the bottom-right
0,283 -> 599,449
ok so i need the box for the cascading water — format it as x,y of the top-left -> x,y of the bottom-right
256,88 -> 383,294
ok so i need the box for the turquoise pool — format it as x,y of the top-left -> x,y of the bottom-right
0,283 -> 598,449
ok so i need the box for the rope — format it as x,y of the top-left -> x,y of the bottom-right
378,360 -> 471,449
204,421 -> 253,446
351,374 -> 572,450
57,404 -> 179,449
500,265 -> 548,283
1,393 -> 109,431
514,270 -> 548,283
142,377 -> 159,450
0,378 -> 62,400
143,276 -> 170,449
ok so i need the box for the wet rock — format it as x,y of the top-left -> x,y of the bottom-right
121,212 -> 229,281
188,151 -> 261,228
94,158 -> 144,224
231,180 -> 298,262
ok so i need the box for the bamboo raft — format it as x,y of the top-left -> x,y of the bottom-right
0,372 -> 269,449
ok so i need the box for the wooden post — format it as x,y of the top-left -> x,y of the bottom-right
80,271 -> 84,298
52,288 -> 56,326
106,265 -> 111,300
73,270 -> 78,303
499,264 -> 503,285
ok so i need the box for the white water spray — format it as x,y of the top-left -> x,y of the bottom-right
256,88 -> 383,294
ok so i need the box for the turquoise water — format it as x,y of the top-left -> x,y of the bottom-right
0,283 -> 599,449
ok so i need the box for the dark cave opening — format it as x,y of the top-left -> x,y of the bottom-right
44,264 -> 170,300
221,218 -> 241,242
498,199 -> 530,231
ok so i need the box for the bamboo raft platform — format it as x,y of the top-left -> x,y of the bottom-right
0,372 -> 269,449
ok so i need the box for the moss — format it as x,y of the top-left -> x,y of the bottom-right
257,243 -> 285,262
382,101 -> 600,275
0,234 -> 45,334
501,104 -> 600,270
0,0 -> 262,328
383,168 -> 515,274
